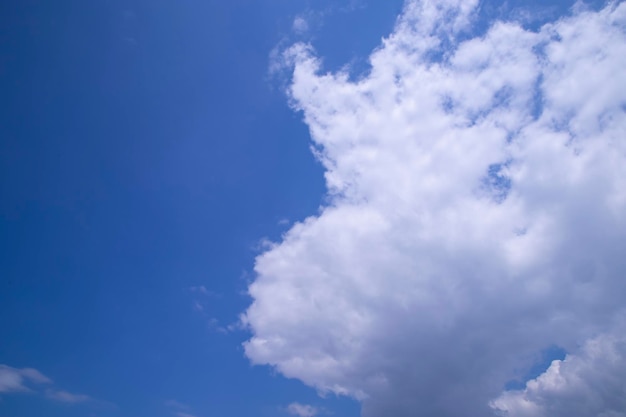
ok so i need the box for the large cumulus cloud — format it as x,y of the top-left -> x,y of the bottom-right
243,1 -> 626,416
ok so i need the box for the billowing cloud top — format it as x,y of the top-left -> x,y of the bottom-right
243,1 -> 626,416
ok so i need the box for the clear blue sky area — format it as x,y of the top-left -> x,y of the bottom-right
0,1 -> 601,416
1,1 -> 404,416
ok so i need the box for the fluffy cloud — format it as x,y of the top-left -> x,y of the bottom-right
243,1 -> 626,416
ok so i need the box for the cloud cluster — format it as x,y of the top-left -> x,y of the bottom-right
243,0 -> 626,416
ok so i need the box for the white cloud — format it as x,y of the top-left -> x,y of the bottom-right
45,389 -> 91,404
0,365 -> 52,393
287,402 -> 320,417
243,0 -> 626,416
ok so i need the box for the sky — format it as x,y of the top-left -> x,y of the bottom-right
1,1 -> 625,417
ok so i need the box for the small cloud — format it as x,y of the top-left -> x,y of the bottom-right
207,318 -> 231,334
165,400 -> 190,410
189,285 -> 207,293
187,286 -> 228,332
287,403 -> 320,417
187,286 -> 220,298
166,400 -> 199,417
45,389 -> 91,404
192,301 -> 204,312
0,365 -> 52,393
226,321 -> 243,333
292,16 -> 309,34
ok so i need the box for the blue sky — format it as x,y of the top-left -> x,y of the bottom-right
2,1 -> 625,417
1,1 -> 399,416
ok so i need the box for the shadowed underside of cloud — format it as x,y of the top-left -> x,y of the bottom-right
491,316 -> 626,417
243,0 -> 626,416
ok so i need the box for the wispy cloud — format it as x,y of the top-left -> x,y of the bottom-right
166,399 -> 199,417
192,301 -> 205,312
0,365 -> 52,393
165,400 -> 190,410
175,412 -> 198,417
0,364 -> 100,407
286,402 -> 320,417
45,389 -> 92,404
187,286 -> 229,333
187,286 -> 219,297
